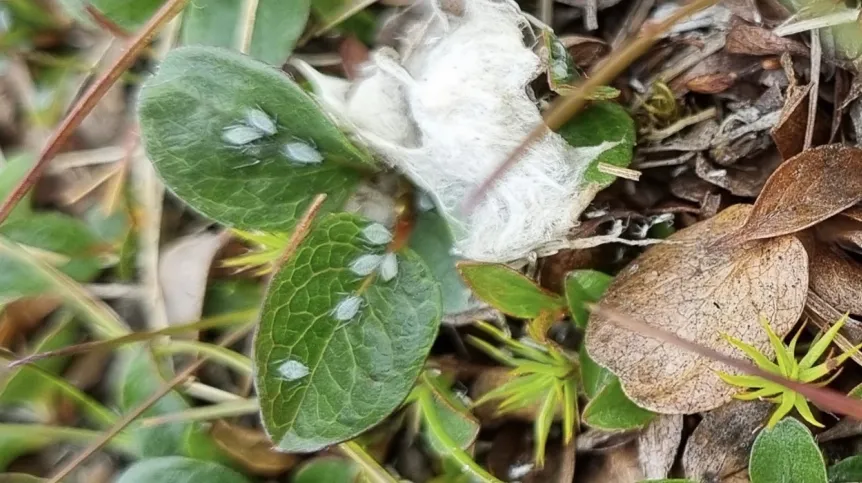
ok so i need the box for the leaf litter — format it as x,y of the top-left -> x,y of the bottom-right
10,0 -> 862,481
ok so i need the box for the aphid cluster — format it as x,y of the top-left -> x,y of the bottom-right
222,107 -> 323,167
330,224 -> 400,325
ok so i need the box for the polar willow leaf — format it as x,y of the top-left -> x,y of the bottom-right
254,213 -> 442,452
138,46 -> 375,232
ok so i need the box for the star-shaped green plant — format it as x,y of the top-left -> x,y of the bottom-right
467,319 -> 577,468
719,314 -> 861,429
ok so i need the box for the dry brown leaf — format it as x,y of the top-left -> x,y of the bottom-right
0,296 -> 61,348
808,242 -> 862,315
769,84 -> 830,161
694,151 -> 781,198
723,470 -> 752,483
158,231 -> 227,330
815,212 -> 862,251
736,144 -> 862,242
804,290 -> 862,368
638,414 -> 683,480
686,73 -> 737,94
585,204 -> 808,413
210,420 -> 298,476
579,443 -> 645,483
725,18 -> 808,57
682,400 -> 771,482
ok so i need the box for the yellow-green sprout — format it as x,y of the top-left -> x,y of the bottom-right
221,229 -> 289,275
719,314 -> 861,429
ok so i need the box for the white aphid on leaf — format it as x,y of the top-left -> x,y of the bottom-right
349,253 -> 384,276
277,359 -> 310,381
245,107 -> 277,136
379,252 -> 398,281
361,223 -> 393,245
283,141 -> 324,164
332,295 -> 363,321
296,0 -> 615,262
222,125 -> 265,146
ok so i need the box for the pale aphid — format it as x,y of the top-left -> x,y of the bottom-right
362,223 -> 393,245
222,125 -> 265,145
332,295 -> 363,321
283,141 -> 324,164
277,359 -> 309,381
349,253 -> 384,276
245,107 -> 277,136
379,252 -> 398,281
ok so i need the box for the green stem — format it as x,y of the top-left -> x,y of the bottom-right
338,440 -> 400,483
418,389 -> 503,483
0,424 -> 136,457
155,340 -> 253,375
140,398 -> 259,427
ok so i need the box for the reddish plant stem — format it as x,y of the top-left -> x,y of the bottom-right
0,0 -> 189,225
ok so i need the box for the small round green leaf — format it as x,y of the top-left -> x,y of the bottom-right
749,418 -> 827,483
254,213 -> 441,452
457,262 -> 564,319
138,46 -> 375,232
559,101 -> 635,188
116,457 -> 250,483
828,456 -> 862,483
582,377 -> 654,430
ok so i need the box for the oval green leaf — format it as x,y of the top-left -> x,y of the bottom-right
291,457 -> 359,483
116,457 -> 250,483
138,46 -> 375,232
582,377 -> 654,430
559,101 -> 635,189
254,213 -> 441,452
457,262 -> 564,319
749,418 -> 827,483
183,0 -> 310,65
829,456 -> 862,483
565,269 -> 612,329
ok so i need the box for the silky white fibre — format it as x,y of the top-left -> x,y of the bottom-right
297,0 -> 614,262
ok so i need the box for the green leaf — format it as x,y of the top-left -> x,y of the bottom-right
579,342 -> 615,399
88,0 -> 165,30
0,155 -> 34,219
138,46 -> 375,232
410,210 -> 476,315
114,346 -> 225,462
419,373 -> 479,455
559,101 -> 635,189
182,0 -> 310,65
582,377 -> 654,430
0,313 -> 78,415
457,262 -> 564,319
254,213 -> 441,452
565,269 -> 612,329
749,418 -> 828,483
291,457 -> 359,483
829,456 -> 862,483
542,30 -> 578,94
0,213 -> 104,300
203,280 -> 263,318
116,456 -> 250,483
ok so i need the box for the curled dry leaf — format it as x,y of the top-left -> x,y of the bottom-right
585,204 -> 808,413
210,420 -> 298,477
725,18 -> 809,57
579,443 -> 644,483
770,85 -> 829,161
736,144 -> 862,242
637,413 -> 683,480
808,242 -> 862,316
158,231 -> 227,330
682,400 -> 771,482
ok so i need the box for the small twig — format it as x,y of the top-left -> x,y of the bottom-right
0,0 -> 189,225
46,327 -> 248,483
463,0 -> 719,212
84,4 -> 131,38
643,107 -> 717,141
237,0 -> 260,54
589,304 -> 862,422
141,398 -> 259,427
132,147 -> 169,330
597,163 -> 641,181
339,440 -> 401,483
804,30 -> 821,151
539,0 -> 553,26
182,381 -> 245,403
273,194 -> 328,270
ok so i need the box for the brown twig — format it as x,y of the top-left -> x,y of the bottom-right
589,303 -> 862,421
463,0 -> 718,212
0,0 -> 189,225
273,194 -> 328,271
84,4 -> 131,38
46,327 -> 248,483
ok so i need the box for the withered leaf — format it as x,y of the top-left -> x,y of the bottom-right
682,400 -> 771,482
770,85 -> 829,160
211,420 -> 298,477
737,145 -> 862,242
686,73 -> 737,94
808,243 -> 862,316
725,18 -> 809,57
638,413 -> 683,479
585,204 -> 808,413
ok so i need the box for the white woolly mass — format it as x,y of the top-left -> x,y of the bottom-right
296,0 -> 611,262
